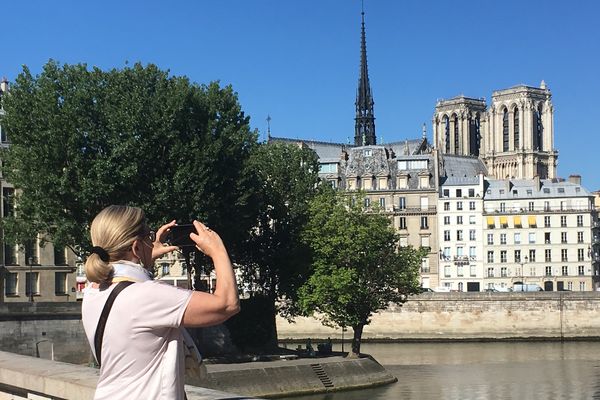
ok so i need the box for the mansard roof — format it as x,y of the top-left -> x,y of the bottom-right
485,179 -> 591,200
440,154 -> 487,180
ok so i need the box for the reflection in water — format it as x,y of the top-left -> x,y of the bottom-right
283,342 -> 600,400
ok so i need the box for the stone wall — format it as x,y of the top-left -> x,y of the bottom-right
277,292 -> 600,341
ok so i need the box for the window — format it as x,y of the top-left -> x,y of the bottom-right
561,232 -> 568,244
561,216 -> 567,227
577,215 -> 584,227
456,246 -> 464,257
469,201 -> 475,211
545,232 -> 551,244
579,266 -> 585,276
527,189 -> 533,196
487,251 -> 494,263
529,232 -> 536,244
545,249 -> 552,262
561,249 -> 568,262
399,197 -> 406,210
24,240 -> 38,265
444,265 -> 451,277
457,265 -> 464,277
487,234 -> 494,245
558,187 -> 565,194
580,281 -> 586,291
443,247 -> 451,260
456,189 -> 462,197
421,236 -> 430,248
469,215 -> 476,224
319,163 -> 338,173
469,246 -> 476,258
501,267 -> 508,277
364,198 -> 370,207
528,201 -> 534,211
5,272 -> 17,296
469,230 -> 476,241
500,202 -> 506,212
514,107 -> 520,149
515,250 -> 521,263
420,217 -> 429,229
443,201 -> 450,211
4,243 -> 16,265
421,259 -> 430,273
399,217 -> 407,229
456,230 -> 463,241
544,201 -> 550,211
457,216 -> 463,225
544,216 -> 551,227
2,187 -> 15,217
328,179 -> 337,188
562,266 -> 568,276
500,234 -> 507,245
444,230 -> 451,241
502,108 -> 509,151
470,265 -> 477,277
364,149 -> 372,157
162,263 -> 170,276
529,249 -> 536,262
514,233 -> 521,244
578,232 -> 584,243
545,266 -> 552,276
443,189 -> 450,198
469,189 -> 475,197
499,189 -> 505,195
25,272 -> 39,296
55,272 -> 67,295
500,250 -> 507,263
456,202 -> 463,211
487,267 -> 495,278
578,248 -> 585,262
54,246 -> 67,265
379,197 -> 385,208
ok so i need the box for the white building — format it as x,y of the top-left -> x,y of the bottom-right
483,176 -> 596,291
438,174 -> 486,292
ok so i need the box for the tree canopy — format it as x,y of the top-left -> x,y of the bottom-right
0,61 -> 259,257
299,186 -> 424,355
239,142 -> 320,316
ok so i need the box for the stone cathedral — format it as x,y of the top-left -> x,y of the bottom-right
432,83 -> 558,180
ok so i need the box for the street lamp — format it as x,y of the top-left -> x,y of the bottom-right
519,256 -> 529,291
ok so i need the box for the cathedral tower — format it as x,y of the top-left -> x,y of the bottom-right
354,10 -> 376,147
433,96 -> 487,157
484,82 -> 557,179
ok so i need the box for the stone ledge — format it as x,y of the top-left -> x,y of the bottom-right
0,351 -> 253,400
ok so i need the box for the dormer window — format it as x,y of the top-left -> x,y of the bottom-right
364,149 -> 372,157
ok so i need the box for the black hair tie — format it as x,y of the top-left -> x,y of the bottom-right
91,246 -> 110,262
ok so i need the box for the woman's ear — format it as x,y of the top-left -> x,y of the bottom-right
131,239 -> 142,260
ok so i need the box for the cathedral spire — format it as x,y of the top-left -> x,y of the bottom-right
354,6 -> 376,146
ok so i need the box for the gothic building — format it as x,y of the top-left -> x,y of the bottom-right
433,83 -> 558,180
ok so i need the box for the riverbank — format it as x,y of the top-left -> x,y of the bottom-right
0,350 -> 396,399
277,292 -> 600,341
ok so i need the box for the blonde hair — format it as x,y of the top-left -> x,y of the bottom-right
85,205 -> 147,283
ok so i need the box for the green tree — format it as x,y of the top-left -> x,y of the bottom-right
0,60 -> 259,258
299,186 -> 423,356
229,142 -> 320,350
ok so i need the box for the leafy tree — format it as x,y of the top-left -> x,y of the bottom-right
230,142 -> 319,349
0,60 -> 259,259
299,186 -> 424,356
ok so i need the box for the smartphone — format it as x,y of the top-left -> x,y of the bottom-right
166,224 -> 196,248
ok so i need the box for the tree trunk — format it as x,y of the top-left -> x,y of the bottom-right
351,323 -> 364,357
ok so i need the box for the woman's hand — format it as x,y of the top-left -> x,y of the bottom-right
151,220 -> 179,261
189,220 -> 227,259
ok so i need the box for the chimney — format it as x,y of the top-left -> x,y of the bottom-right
568,175 -> 582,185
533,175 -> 541,191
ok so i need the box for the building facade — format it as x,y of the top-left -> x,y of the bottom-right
483,177 -> 597,291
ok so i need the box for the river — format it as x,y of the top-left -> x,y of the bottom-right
282,341 -> 600,400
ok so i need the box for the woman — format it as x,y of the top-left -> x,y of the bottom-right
81,205 -> 239,400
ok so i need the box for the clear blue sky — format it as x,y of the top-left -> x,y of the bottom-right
2,1 -> 599,188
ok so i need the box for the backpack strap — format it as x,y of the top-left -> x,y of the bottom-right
94,281 -> 134,367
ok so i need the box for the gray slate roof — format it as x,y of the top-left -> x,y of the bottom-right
485,179 -> 591,200
440,154 -> 487,179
